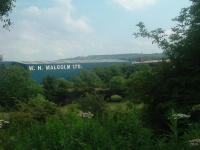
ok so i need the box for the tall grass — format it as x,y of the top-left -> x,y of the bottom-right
0,105 -> 199,150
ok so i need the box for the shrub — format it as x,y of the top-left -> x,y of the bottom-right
192,104 -> 200,112
109,76 -> 126,90
110,95 -> 123,102
0,65 -> 42,110
156,123 -> 200,150
1,114 -> 112,150
17,95 -> 57,121
77,94 -> 106,117
0,109 -> 155,150
72,70 -> 104,88
1,103 -> 198,149
42,76 -> 74,104
191,104 -> 200,122
183,124 -> 200,148
102,108 -> 154,150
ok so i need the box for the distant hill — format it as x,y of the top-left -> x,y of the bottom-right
60,53 -> 164,62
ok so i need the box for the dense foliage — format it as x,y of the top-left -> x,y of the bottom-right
77,94 -> 106,117
18,95 -> 57,121
0,104 -> 199,150
0,65 -> 42,110
0,0 -> 200,149
133,0 -> 200,130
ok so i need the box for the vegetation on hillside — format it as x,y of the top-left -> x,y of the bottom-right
0,0 -> 200,149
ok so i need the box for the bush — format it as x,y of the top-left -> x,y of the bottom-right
77,94 -> 106,117
1,104 -> 198,149
0,109 -> 155,150
18,95 -> 57,121
156,123 -> 200,150
110,95 -> 123,102
183,124 -> 200,145
191,104 -> 200,122
72,70 -> 104,88
110,76 -> 126,89
102,108 -> 154,150
42,76 -> 74,104
0,65 -> 42,110
0,114 -> 112,150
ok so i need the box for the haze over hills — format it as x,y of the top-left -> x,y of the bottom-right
60,53 -> 164,62
1,53 -> 164,64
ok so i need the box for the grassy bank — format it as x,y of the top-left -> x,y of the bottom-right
0,101 -> 199,150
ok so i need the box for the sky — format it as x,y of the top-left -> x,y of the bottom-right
0,0 -> 191,61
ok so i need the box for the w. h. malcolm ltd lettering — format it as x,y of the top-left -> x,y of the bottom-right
28,64 -> 82,71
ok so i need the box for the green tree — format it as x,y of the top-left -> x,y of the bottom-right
127,67 -> 155,101
110,76 -> 126,91
42,76 -> 59,102
134,0 -> 200,106
78,94 -> 106,116
18,95 -> 57,121
133,0 -> 200,131
43,76 -> 74,104
94,66 -> 123,85
0,65 -> 42,110
0,0 -> 15,28
72,70 -> 104,88
134,0 -> 200,71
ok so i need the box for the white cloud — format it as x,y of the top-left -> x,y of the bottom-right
0,0 -> 94,61
24,6 -> 41,16
112,0 -> 158,11
22,0 -> 93,33
0,0 -> 161,61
